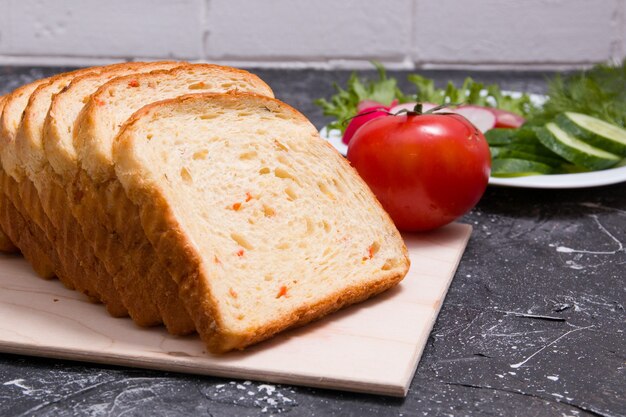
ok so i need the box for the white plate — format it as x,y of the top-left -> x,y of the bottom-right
487,166 -> 626,188
319,93 -> 626,189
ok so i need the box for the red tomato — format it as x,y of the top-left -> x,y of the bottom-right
347,111 -> 491,231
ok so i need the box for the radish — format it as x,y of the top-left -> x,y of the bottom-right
488,108 -> 525,128
342,106 -> 389,145
357,99 -> 398,113
357,100 -> 384,113
452,106 -> 496,132
390,103 -> 496,132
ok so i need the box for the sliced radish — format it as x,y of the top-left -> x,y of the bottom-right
342,106 -> 389,145
453,106 -> 496,132
357,100 -> 385,113
488,108 -> 526,128
389,102 -> 439,114
357,99 -> 398,113
390,103 -> 496,132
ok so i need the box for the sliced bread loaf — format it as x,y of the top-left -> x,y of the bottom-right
42,61 -> 197,331
0,175 -> 56,278
15,65 -> 129,316
68,64 -> 273,334
0,96 -> 18,254
113,92 -> 410,352
0,77 -> 72,282
70,64 -> 274,333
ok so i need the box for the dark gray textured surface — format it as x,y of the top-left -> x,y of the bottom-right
0,66 -> 624,417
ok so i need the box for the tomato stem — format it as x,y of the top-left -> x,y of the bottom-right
411,103 -> 423,115
342,107 -> 389,125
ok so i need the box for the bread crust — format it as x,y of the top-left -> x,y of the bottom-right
115,92 -> 410,353
71,170 -> 195,332
0,203 -> 54,278
0,96 -> 18,254
5,69 -> 129,315
17,66 -> 133,317
0,169 -> 59,280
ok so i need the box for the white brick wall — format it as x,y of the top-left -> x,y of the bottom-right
0,0 -> 624,69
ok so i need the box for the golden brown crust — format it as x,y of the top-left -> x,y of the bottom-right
6,68 -> 133,316
88,64 -> 274,110
0,96 -> 18,254
0,170 -> 57,280
72,170 -> 195,332
39,61 -> 197,329
0,228 -> 18,253
37,171 -> 129,317
0,193 -> 55,278
134,187 -> 220,347
119,91 -> 311,135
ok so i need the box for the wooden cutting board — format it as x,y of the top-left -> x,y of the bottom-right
0,223 -> 471,397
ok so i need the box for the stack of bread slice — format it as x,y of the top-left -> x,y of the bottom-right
0,62 -> 409,353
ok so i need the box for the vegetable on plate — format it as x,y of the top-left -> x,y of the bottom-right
316,60 -> 626,186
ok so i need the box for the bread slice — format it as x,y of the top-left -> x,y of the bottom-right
114,92 -> 410,353
2,69 -> 126,311
15,65 -> 129,316
42,61 -> 199,331
75,64 -> 274,182
0,175 -> 56,278
0,77 -> 70,282
70,64 -> 274,334
0,96 -> 18,254
65,63 -> 273,333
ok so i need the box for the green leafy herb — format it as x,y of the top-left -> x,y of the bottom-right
406,75 -> 535,116
536,58 -> 626,127
314,62 -> 536,133
314,62 -> 406,133
315,60 -> 626,177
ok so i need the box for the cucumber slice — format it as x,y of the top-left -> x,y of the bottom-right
485,129 -> 516,146
485,127 -> 540,146
491,158 -> 554,177
505,142 -> 560,157
490,149 -> 565,167
557,112 -> 626,156
535,123 -> 621,170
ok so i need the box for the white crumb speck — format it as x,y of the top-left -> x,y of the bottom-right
258,384 -> 276,395
3,379 -> 33,395
556,246 -> 575,253
547,375 -> 559,381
